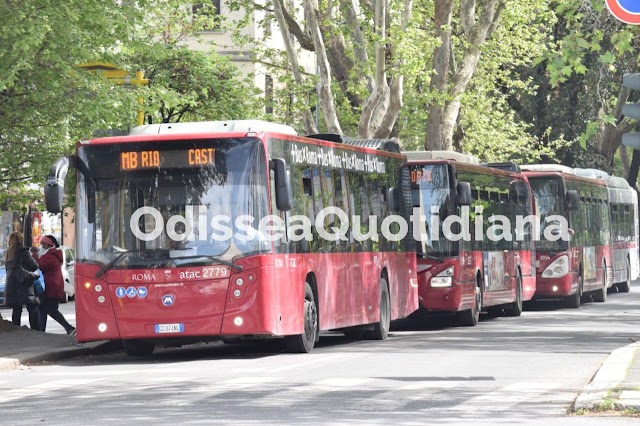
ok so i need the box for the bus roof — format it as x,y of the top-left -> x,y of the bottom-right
403,151 -> 480,164
128,120 -> 298,137
574,168 -> 632,190
521,164 -> 575,174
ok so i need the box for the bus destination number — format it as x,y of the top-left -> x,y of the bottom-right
411,170 -> 432,184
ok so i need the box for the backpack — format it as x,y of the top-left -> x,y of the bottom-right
33,269 -> 45,294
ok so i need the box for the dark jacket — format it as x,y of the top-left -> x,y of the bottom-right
5,246 -> 39,306
37,248 -> 65,301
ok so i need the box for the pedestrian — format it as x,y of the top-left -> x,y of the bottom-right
5,231 -> 40,329
35,235 -> 75,335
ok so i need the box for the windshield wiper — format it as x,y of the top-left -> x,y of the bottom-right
95,250 -> 146,278
167,255 -> 243,272
417,253 -> 445,262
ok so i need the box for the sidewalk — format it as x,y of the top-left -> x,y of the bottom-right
0,318 -> 119,372
574,341 -> 640,415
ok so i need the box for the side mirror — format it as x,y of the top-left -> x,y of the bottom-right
456,182 -> 472,206
45,156 -> 74,214
566,190 -> 579,211
271,158 -> 292,212
388,187 -> 398,212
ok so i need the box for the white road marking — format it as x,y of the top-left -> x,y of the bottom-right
452,382 -> 559,412
0,379 -> 99,404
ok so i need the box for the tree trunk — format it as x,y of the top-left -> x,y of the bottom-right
620,145 -> 630,176
424,0 -> 454,151
425,0 -> 504,152
303,0 -> 342,134
273,0 -> 318,134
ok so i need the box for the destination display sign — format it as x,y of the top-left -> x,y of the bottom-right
120,148 -> 216,171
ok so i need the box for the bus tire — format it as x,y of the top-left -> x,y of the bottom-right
458,278 -> 481,326
618,258 -> 631,293
285,282 -> 318,353
368,276 -> 391,340
594,261 -> 607,303
566,271 -> 583,309
123,339 -> 155,357
505,272 -> 523,317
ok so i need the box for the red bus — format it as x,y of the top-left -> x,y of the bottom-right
405,151 -> 536,326
44,120 -> 418,355
522,165 -> 612,307
574,169 -> 639,292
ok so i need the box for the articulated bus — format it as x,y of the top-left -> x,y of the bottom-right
404,151 -> 536,326
522,165 -> 612,307
574,169 -> 639,292
44,120 -> 418,355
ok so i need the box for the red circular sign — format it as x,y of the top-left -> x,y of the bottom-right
606,0 -> 640,25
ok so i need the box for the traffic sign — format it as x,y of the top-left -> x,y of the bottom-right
622,133 -> 640,149
126,287 -> 137,298
116,287 -> 126,298
606,0 -> 640,25
137,287 -> 148,298
623,74 -> 640,91
623,104 -> 640,119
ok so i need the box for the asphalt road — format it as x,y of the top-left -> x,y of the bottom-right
1,287 -> 640,425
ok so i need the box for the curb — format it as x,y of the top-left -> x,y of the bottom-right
573,341 -> 640,412
0,340 -> 121,372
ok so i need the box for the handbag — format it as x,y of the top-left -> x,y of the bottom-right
33,269 -> 45,294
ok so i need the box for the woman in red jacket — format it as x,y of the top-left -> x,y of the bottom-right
36,235 -> 75,335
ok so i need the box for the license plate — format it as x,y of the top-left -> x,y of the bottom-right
154,323 -> 184,334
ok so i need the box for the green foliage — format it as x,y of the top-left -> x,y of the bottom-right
0,0 -> 259,209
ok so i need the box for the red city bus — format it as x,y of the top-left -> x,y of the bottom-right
574,169 -> 639,292
404,152 -> 536,326
44,120 -> 418,355
522,165 -> 612,307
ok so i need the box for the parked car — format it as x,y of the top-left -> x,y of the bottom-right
61,247 -> 75,302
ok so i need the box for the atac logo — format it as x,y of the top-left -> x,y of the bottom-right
606,0 -> 640,25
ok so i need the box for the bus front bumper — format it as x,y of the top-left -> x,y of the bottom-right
534,273 -> 577,298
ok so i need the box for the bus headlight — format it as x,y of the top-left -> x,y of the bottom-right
431,267 -> 454,288
542,255 -> 569,278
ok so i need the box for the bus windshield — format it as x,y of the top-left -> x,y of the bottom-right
528,176 -> 568,251
76,138 -> 269,269
409,164 -> 457,258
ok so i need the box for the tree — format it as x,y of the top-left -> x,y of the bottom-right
258,0 -> 413,138
541,0 -> 638,172
424,0 -> 505,151
0,0 -> 260,208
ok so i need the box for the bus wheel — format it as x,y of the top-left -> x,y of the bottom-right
285,282 -> 318,353
505,272 -> 523,317
618,258 -> 631,293
566,272 -> 583,309
369,276 -> 391,340
458,280 -> 481,326
594,261 -> 608,303
123,339 -> 155,357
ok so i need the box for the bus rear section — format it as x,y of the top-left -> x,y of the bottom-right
523,166 -> 612,308
575,169 -> 639,293
405,151 -> 536,326
45,120 -> 418,355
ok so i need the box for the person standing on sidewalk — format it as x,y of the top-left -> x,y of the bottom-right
35,235 -> 75,335
5,231 -> 40,329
